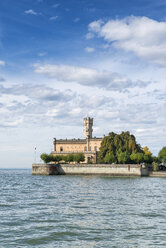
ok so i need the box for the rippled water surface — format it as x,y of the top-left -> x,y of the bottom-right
1,169 -> 166,247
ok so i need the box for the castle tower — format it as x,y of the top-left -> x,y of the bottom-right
84,117 -> 93,139
53,138 -> 56,151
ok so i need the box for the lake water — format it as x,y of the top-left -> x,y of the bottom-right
0,169 -> 166,247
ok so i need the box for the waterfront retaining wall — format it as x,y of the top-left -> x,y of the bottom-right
149,171 -> 166,177
32,163 -> 149,176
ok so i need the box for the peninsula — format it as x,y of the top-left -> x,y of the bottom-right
32,117 -> 166,177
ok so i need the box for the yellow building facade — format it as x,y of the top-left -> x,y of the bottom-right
51,117 -> 103,163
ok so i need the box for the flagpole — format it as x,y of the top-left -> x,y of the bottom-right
34,147 -> 36,163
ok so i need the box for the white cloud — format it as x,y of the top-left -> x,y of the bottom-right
25,9 -> 38,15
49,16 -> 58,21
89,19 -> 103,32
85,47 -> 95,53
34,63 -> 149,91
0,75 -> 166,167
38,52 -> 47,57
88,16 -> 166,65
0,118 -> 23,127
86,32 -> 94,39
0,60 -> 5,66
0,83 -> 76,128
74,18 -> 80,23
52,4 -> 60,8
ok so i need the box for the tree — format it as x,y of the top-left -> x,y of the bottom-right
98,131 -> 143,164
158,147 -> 166,164
40,153 -> 56,163
143,154 -> 153,164
152,162 -> 158,171
64,154 -> 74,163
152,156 -> 159,163
55,155 -> 63,163
104,153 -> 115,164
74,153 -> 85,163
40,153 -> 51,163
117,152 -> 130,164
130,153 -> 144,164
143,146 -> 152,156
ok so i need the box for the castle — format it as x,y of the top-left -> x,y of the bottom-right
51,117 -> 103,163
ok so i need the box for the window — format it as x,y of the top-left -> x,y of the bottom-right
60,146 -> 63,152
94,146 -> 97,151
84,147 -> 87,151
89,146 -> 91,151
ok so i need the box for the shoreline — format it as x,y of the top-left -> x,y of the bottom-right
32,163 -> 149,177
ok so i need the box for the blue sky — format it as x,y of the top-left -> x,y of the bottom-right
0,0 -> 166,167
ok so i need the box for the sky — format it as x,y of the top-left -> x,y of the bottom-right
0,0 -> 166,168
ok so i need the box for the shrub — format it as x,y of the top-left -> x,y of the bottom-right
152,162 -> 158,171
74,153 -> 85,163
40,153 -> 85,164
40,153 -> 55,163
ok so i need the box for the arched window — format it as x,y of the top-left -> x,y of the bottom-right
60,146 -> 63,152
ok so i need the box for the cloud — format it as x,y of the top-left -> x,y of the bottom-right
74,18 -> 80,23
0,118 -> 23,128
52,4 -> 60,8
24,9 -> 38,15
0,77 -> 165,158
85,47 -> 95,52
88,16 -> 166,65
0,83 -> 76,128
0,84 -> 74,102
0,77 -> 5,82
49,16 -> 58,21
86,32 -> 94,39
34,63 -> 149,91
0,60 -> 5,66
38,52 -> 47,57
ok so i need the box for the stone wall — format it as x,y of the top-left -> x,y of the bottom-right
32,164 -> 58,175
32,163 -> 149,176
149,171 -> 166,177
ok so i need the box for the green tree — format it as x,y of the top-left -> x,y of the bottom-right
40,153 -> 51,163
152,156 -> 159,163
64,154 -> 74,163
158,147 -> 166,164
143,154 -> 153,164
55,155 -> 63,163
40,153 -> 56,163
74,153 -> 85,163
98,131 -> 143,164
117,152 -> 130,164
130,153 -> 144,164
152,162 -> 158,171
68,154 -> 74,162
104,153 -> 115,164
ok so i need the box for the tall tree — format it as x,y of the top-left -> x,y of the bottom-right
158,147 -> 166,163
98,131 -> 143,164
